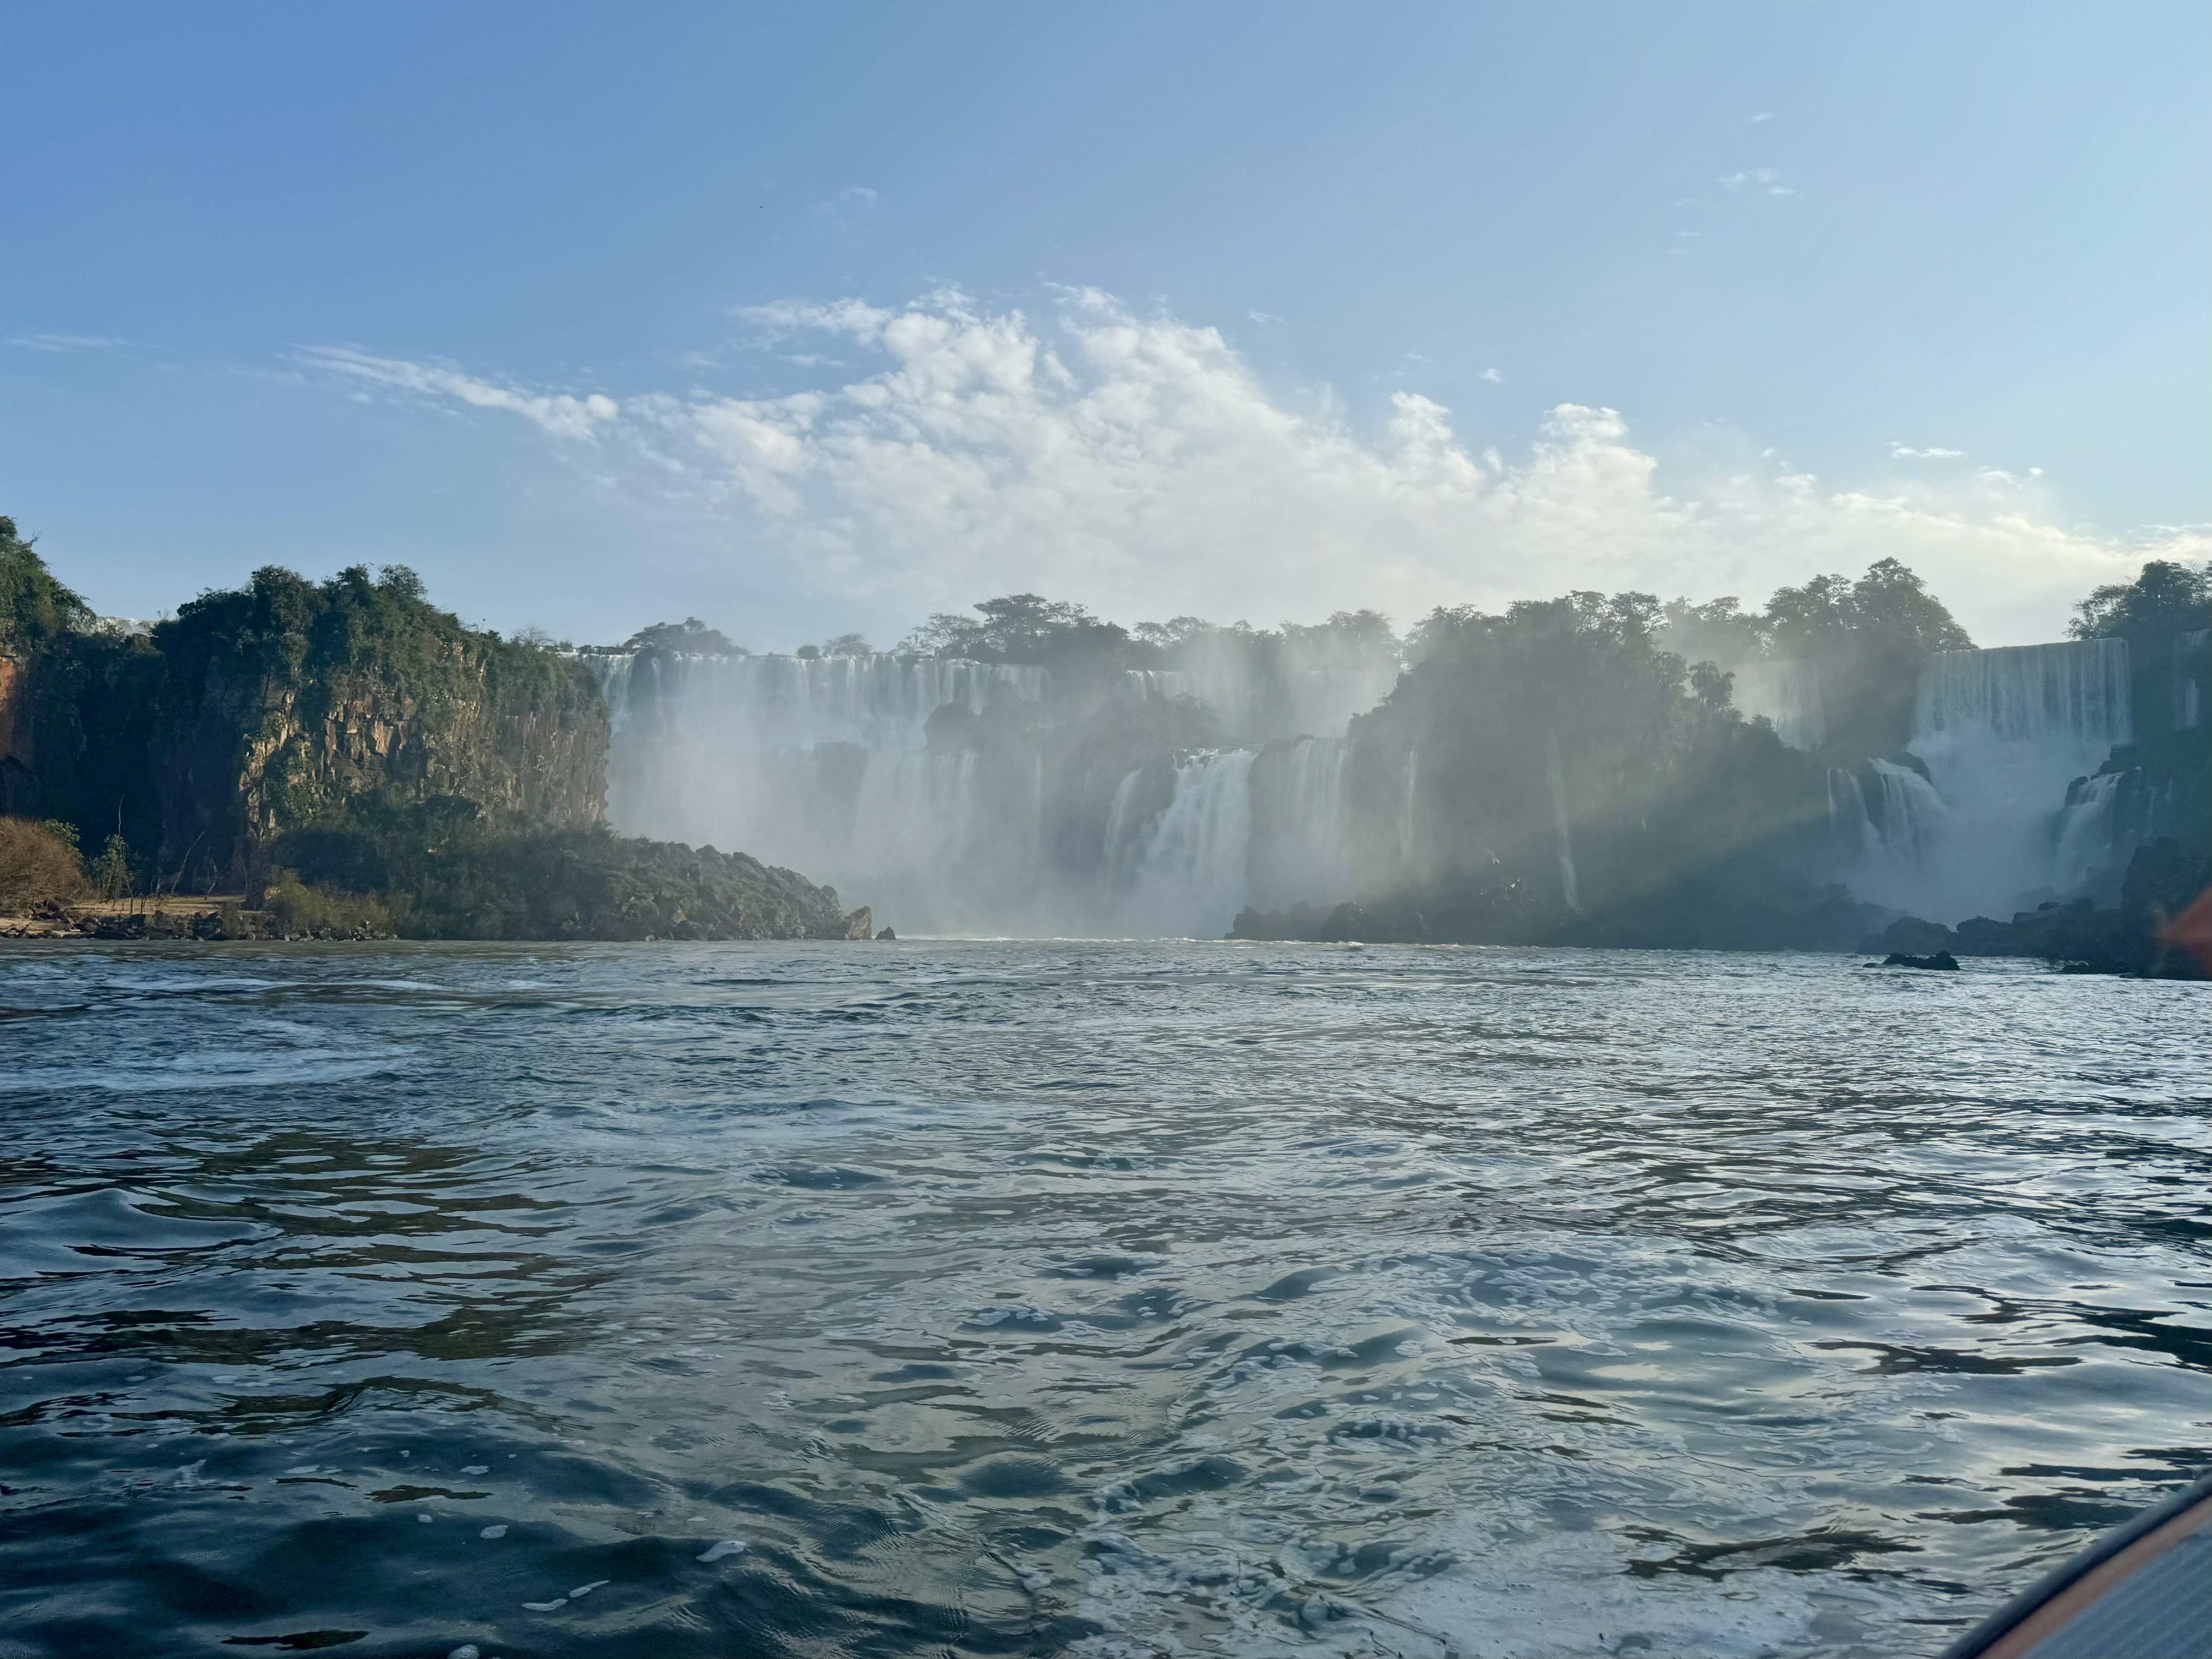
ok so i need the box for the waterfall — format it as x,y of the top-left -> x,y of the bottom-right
1241,736 -> 1352,913
581,651 -> 1047,931
1912,639 -> 2132,754
1115,750 -> 1257,937
2051,771 -> 2130,898
1863,759 -> 1948,865
1732,658 -> 1828,750
1828,759 -> 1951,916
1896,639 -> 2132,919
1398,748 -> 1420,868
585,651 -> 1045,752
1826,767 -> 1875,859
1545,729 -> 1581,913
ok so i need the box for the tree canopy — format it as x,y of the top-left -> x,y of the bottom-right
620,617 -> 744,654
0,517 -> 95,655
902,594 -> 1133,664
2068,560 -> 2211,643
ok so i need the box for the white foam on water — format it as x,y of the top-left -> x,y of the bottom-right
521,1597 -> 567,1612
460,1464 -> 490,1474
418,1513 -> 434,1524
479,1525 -> 508,1539
447,1646 -> 480,1659
567,1580 -> 609,1599
697,1539 -> 747,1561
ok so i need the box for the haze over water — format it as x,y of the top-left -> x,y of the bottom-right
1,941 -> 2206,1658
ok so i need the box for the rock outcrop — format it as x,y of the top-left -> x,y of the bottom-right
151,565 -> 607,887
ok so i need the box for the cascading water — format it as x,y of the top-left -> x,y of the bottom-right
2050,771 -> 2132,898
1900,639 -> 2133,919
582,652 -> 1047,931
585,644 -> 1397,935
1788,639 -> 2136,921
1113,750 -> 1258,938
1832,759 -> 1952,914
589,652 -> 1045,754
1545,730 -> 1581,914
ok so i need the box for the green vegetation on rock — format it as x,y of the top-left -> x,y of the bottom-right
269,800 -> 868,940
151,562 -> 608,887
0,519 -> 865,940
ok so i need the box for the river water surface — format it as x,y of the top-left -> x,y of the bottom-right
0,942 -> 2206,1658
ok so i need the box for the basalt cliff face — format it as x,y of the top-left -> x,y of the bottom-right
1,536 -> 865,942
149,565 -> 607,887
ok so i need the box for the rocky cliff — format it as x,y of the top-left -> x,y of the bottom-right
148,564 -> 607,887
2,524 -> 874,941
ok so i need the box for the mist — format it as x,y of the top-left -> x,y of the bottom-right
579,560 -> 2210,940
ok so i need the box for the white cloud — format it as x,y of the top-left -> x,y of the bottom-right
299,346 -> 619,440
1891,443 -> 1967,460
1748,111 -> 1776,123
1719,168 -> 1789,192
1478,367 -> 1504,384
8,332 -> 135,351
1247,309 -> 1284,326
311,289 -> 2205,645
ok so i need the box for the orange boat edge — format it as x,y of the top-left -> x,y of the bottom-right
1944,1470 -> 2212,1659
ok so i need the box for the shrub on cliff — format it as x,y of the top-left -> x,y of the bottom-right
0,816 -> 88,913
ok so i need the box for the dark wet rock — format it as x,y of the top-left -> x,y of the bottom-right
875,926 -> 896,941
1864,841 -> 2208,979
1880,951 -> 1959,970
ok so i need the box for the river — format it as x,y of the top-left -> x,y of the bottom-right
0,941 -> 2205,1657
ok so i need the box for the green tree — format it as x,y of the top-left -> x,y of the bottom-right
2069,560 -> 2211,643
901,594 -> 1133,665
87,832 -> 133,899
0,517 -> 95,655
620,617 -> 742,653
1762,558 -> 1971,658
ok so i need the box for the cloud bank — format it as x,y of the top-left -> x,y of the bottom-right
304,290 -> 2203,644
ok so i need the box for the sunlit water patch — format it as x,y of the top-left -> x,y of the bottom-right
0,941 -> 2204,1657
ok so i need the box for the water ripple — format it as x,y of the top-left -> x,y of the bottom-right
0,940 -> 2204,1656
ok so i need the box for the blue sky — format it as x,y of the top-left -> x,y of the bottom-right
3,3 -> 2205,647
